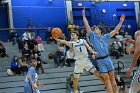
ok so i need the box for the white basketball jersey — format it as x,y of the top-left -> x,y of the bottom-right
70,39 -> 88,59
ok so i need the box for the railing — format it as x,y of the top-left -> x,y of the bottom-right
117,61 -> 124,74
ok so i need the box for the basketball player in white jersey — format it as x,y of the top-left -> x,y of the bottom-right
126,30 -> 140,93
53,31 -> 104,93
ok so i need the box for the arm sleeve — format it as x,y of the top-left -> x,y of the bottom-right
104,33 -> 111,39
28,68 -> 34,76
104,33 -> 111,43
83,39 -> 88,45
89,31 -> 95,39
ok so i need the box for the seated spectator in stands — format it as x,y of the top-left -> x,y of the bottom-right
115,75 -> 128,93
33,53 -> 45,73
113,38 -> 124,56
58,43 -> 67,66
115,34 -> 124,42
17,37 -> 25,52
36,35 -> 45,52
19,56 -> 29,75
29,35 -> 37,51
110,43 -> 120,59
9,29 -> 19,46
0,42 -> 8,58
22,44 -> 32,61
119,29 -> 125,37
66,73 -> 80,93
45,27 -> 56,44
68,21 -> 76,32
79,29 -> 86,39
54,47 -> 65,68
11,56 -> 21,75
66,48 -> 75,67
32,46 -> 41,56
121,40 -> 128,55
22,30 -> 31,44
124,31 -> 132,39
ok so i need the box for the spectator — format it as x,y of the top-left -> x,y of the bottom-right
29,35 -> 37,51
33,53 -> 45,73
113,38 -> 124,56
79,29 -> 86,39
115,34 -> 124,42
115,75 -> 128,93
22,44 -> 32,61
17,37 -> 25,52
45,27 -> 56,44
68,21 -> 76,32
66,49 -> 75,67
0,42 -> 8,57
110,43 -> 120,59
22,30 -> 31,43
124,31 -> 132,39
9,29 -> 19,46
54,47 -> 65,68
32,46 -> 41,56
36,35 -> 45,52
19,56 -> 29,75
11,56 -> 21,75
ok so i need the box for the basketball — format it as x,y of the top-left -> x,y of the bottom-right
51,28 -> 62,39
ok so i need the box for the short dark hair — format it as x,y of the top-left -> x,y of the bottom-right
95,25 -> 104,34
70,30 -> 79,36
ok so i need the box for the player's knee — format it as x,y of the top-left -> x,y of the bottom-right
101,74 -> 110,83
74,74 -> 80,79
109,72 -> 115,79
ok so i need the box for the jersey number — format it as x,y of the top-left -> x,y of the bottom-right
79,47 -> 82,52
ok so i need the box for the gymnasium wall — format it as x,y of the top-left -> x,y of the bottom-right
0,4 -> 9,41
0,1 -> 137,41
11,0 -> 68,40
72,1 -> 137,36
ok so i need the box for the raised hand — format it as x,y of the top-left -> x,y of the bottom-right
120,14 -> 125,22
82,7 -> 86,16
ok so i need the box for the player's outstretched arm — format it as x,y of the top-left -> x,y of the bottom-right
126,38 -> 140,78
55,38 -> 72,48
110,14 -> 125,37
85,41 -> 98,59
82,8 -> 92,34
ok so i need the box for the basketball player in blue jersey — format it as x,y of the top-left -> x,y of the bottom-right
53,31 -> 104,93
24,59 -> 37,93
82,8 -> 125,93
126,30 -> 140,93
